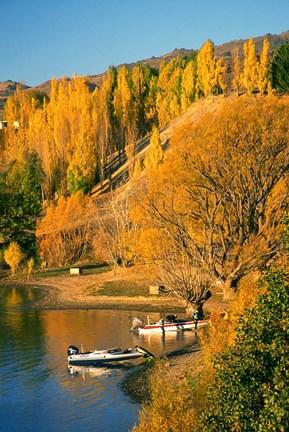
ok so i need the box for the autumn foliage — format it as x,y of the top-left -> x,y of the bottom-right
132,359 -> 198,432
36,192 -> 97,266
1,37 -> 274,203
4,241 -> 24,275
1,34 -> 289,431
132,96 -> 289,303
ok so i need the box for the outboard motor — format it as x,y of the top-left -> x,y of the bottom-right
67,345 -> 79,356
129,317 -> 144,332
135,345 -> 155,359
166,314 -> 177,323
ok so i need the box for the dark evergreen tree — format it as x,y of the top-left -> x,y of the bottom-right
271,42 -> 289,93
3,152 -> 45,254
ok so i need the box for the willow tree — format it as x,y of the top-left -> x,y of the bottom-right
95,188 -> 137,271
134,96 -> 289,300
176,97 -> 289,297
131,168 -> 213,315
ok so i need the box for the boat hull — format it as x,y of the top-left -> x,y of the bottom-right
68,351 -> 143,366
138,319 -> 207,335
67,346 -> 153,366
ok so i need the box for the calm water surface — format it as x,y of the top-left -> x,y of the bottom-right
0,286 -> 198,432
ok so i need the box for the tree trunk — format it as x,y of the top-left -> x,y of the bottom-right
222,283 -> 237,301
186,301 -> 205,320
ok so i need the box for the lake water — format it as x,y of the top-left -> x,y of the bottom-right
0,286 -> 198,432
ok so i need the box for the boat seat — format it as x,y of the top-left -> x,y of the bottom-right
108,347 -> 121,353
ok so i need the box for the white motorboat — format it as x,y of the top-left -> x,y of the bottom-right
67,345 -> 154,366
130,315 -> 208,335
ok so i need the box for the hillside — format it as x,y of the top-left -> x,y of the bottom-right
90,95 -> 223,197
1,30 -> 288,119
0,80 -> 29,118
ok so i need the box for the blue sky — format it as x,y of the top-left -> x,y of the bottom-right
1,0 -> 288,87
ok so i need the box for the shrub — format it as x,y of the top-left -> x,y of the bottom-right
4,242 -> 24,275
131,359 -> 198,432
27,257 -> 34,280
200,268 -> 289,431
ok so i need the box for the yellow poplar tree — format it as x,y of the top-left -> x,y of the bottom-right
4,85 -> 37,162
232,47 -> 242,96
215,58 -> 226,94
155,91 -> 169,128
113,66 -> 135,151
196,40 -> 217,97
67,75 -> 97,194
131,65 -> 147,136
257,38 -> 270,95
133,156 -> 142,178
46,76 -> 71,195
181,60 -> 197,111
27,103 -> 54,199
145,73 -> 158,126
92,67 -> 117,180
144,126 -> 163,169
156,59 -> 183,127
243,37 -> 258,94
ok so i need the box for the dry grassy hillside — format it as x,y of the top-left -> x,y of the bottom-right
91,94 -> 224,197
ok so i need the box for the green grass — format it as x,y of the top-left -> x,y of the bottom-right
0,263 -> 111,282
90,280 -> 150,297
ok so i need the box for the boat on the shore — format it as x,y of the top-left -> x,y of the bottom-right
130,315 -> 208,335
67,344 -> 154,366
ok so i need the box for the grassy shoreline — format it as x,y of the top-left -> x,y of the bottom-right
0,263 -> 229,315
0,264 -> 189,313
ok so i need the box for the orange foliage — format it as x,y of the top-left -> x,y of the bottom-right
4,241 -> 24,275
201,273 -> 266,385
132,96 -> 289,301
36,192 -> 97,266
243,37 -> 258,94
132,360 -> 198,432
